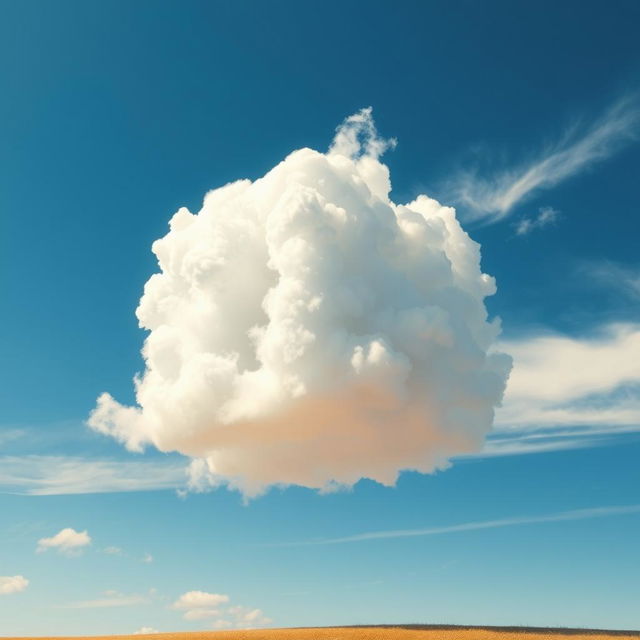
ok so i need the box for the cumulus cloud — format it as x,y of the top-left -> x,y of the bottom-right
496,323 -> 640,430
134,628 -> 159,635
514,206 -> 559,236
451,95 -> 640,224
172,591 -> 271,629
88,108 -> 511,496
37,527 -> 91,555
0,575 -> 29,595
228,605 -> 272,629
172,590 -> 229,613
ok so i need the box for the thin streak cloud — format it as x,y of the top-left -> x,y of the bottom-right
59,593 -> 151,609
581,260 -> 640,301
496,323 -> 640,431
274,504 -> 640,546
0,455 -> 186,495
452,95 -> 640,224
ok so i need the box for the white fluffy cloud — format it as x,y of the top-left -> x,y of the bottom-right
228,605 -> 272,629
134,628 -> 158,635
36,527 -> 91,555
88,108 -> 511,496
0,575 -> 29,595
497,323 -> 640,430
171,591 -> 271,629
172,590 -> 229,612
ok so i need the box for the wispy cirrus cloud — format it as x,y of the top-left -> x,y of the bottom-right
0,428 -> 26,447
463,322 -> 640,459
580,260 -> 640,301
274,504 -> 640,547
102,546 -> 123,555
496,322 -> 640,431
0,455 -> 186,495
99,546 -> 155,564
59,590 -> 151,609
477,423 -> 640,459
451,95 -> 640,224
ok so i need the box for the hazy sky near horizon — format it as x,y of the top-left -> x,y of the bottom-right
1,0 -> 640,635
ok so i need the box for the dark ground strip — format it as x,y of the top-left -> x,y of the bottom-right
339,625 -> 640,637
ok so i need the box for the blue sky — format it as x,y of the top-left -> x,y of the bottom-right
1,0 -> 640,635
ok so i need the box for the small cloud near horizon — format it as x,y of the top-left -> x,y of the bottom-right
172,591 -> 271,629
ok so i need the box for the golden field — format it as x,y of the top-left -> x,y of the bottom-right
6,626 -> 639,640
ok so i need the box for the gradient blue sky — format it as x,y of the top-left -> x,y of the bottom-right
1,0 -> 640,635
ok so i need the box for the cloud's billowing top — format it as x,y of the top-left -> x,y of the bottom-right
172,591 -> 229,611
89,108 -> 511,496
37,527 -> 91,555
0,575 -> 29,595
